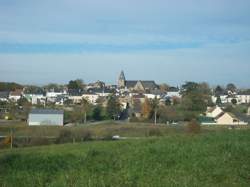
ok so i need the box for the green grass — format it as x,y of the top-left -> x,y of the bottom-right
0,130 -> 250,186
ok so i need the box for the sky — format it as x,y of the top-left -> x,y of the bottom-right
0,0 -> 250,87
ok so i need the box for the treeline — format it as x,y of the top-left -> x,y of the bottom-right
0,82 -> 23,91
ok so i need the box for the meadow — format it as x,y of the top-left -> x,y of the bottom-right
0,129 -> 250,187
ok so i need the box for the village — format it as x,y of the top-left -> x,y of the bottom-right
0,71 -> 250,126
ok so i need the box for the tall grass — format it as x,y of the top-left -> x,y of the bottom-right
0,130 -> 250,186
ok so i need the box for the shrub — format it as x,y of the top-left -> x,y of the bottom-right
56,129 -> 73,143
186,119 -> 201,134
147,127 -> 162,137
28,137 -> 50,146
74,129 -> 93,141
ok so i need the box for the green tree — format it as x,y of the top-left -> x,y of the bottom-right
106,95 -> 121,120
231,98 -> 237,105
180,82 -> 212,112
214,85 -> 224,96
216,96 -> 222,105
0,82 -> 23,91
92,105 -> 103,121
226,83 -> 237,93
68,79 -> 85,90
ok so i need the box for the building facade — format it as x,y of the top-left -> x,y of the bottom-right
28,109 -> 64,126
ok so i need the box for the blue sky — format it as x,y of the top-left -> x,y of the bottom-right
0,0 -> 250,87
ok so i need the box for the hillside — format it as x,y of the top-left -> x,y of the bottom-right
0,130 -> 250,186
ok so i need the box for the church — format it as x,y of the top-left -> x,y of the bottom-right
118,71 -> 158,92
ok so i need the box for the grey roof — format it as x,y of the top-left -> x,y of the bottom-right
237,89 -> 250,95
125,80 -> 158,90
125,81 -> 138,88
168,87 -> 179,92
0,91 -> 9,98
30,109 -> 64,115
140,81 -> 158,89
119,71 -> 126,80
68,89 -> 84,96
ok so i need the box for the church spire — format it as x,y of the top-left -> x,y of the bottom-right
118,70 -> 126,88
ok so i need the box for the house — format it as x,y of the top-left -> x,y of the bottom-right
236,90 -> 250,104
23,93 -> 45,105
0,91 -> 9,102
9,89 -> 23,102
87,80 -> 105,89
203,106 -> 247,125
215,112 -> 247,125
68,89 -> 84,104
118,71 -> 158,92
28,109 -> 64,126
144,89 -> 163,99
166,87 -> 181,98
88,88 -> 114,97
82,93 -> 99,105
206,106 -> 224,118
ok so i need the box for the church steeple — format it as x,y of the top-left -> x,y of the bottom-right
118,70 -> 126,88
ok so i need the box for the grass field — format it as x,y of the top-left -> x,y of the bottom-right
0,129 -> 250,186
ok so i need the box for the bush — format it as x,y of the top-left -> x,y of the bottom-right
74,129 -> 93,141
56,129 -> 73,143
28,137 -> 50,146
186,119 -> 201,134
147,127 -> 162,137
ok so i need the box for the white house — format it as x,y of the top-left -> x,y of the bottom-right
9,89 -> 23,102
82,93 -> 99,105
236,94 -> 250,104
24,94 -> 45,105
206,106 -> 224,118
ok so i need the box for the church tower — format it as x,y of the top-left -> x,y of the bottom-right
118,70 -> 126,88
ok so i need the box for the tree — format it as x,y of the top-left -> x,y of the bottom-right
226,83 -> 237,93
141,98 -> 152,119
165,97 -> 172,106
187,119 -> 201,134
44,83 -> 64,92
216,96 -> 222,105
92,105 -> 102,121
180,82 -> 212,112
0,82 -> 23,91
150,97 -> 159,125
214,85 -> 224,96
158,105 -> 178,123
231,98 -> 237,105
159,83 -> 169,92
106,95 -> 121,120
24,85 -> 44,94
68,79 -> 85,90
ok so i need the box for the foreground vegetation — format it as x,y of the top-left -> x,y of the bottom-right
0,130 -> 250,186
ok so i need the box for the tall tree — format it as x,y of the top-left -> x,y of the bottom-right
141,97 -> 152,119
180,82 -> 212,112
214,85 -> 224,96
159,83 -> 169,92
106,95 -> 121,120
68,79 -> 85,90
226,83 -> 237,93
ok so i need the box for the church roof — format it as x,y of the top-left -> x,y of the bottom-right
125,80 -> 158,90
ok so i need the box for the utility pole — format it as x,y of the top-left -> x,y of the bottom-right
84,111 -> 87,124
10,129 -> 13,149
154,110 -> 157,125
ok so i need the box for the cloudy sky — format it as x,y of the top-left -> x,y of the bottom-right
0,0 -> 250,87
